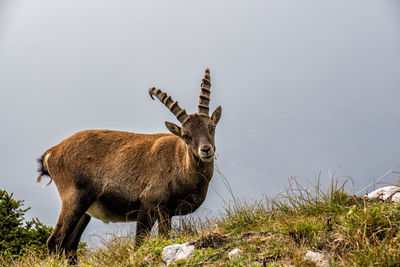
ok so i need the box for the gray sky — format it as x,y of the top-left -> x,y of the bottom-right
1,0 -> 400,245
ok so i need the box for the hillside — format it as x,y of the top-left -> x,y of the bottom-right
2,179 -> 400,266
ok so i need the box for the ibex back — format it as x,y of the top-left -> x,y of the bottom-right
37,69 -> 222,264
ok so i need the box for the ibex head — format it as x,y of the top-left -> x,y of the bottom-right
149,68 -> 222,162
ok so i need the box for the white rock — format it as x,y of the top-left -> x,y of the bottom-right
366,186 -> 400,203
162,242 -> 195,266
228,248 -> 242,260
304,251 -> 329,267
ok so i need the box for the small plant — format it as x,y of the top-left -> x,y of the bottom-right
0,189 -> 52,259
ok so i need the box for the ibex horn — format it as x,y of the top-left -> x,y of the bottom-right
198,68 -> 211,115
149,87 -> 189,123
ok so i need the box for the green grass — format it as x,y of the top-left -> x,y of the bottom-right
2,177 -> 400,266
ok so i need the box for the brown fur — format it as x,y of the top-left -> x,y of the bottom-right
37,70 -> 222,264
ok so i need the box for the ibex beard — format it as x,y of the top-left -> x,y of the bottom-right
37,68 -> 222,264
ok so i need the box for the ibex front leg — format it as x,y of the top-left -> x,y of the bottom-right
135,183 -> 169,246
156,207 -> 172,238
134,204 -> 156,248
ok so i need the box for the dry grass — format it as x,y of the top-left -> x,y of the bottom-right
2,177 -> 400,266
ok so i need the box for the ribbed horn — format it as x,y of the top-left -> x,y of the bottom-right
149,87 -> 189,123
198,68 -> 211,115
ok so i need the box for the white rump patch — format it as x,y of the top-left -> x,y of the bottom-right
44,153 -> 51,171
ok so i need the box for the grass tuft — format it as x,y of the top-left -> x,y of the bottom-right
3,176 -> 400,266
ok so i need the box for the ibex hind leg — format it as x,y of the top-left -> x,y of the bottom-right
65,213 -> 91,264
47,190 -> 93,263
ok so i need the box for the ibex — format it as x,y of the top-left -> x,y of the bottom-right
37,69 -> 221,264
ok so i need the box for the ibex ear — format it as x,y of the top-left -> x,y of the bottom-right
211,106 -> 222,125
165,121 -> 181,136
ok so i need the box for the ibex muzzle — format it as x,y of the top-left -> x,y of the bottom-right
37,69 -> 222,265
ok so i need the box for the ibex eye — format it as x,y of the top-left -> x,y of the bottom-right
182,134 -> 191,141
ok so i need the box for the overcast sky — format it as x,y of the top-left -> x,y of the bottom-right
1,0 -> 400,245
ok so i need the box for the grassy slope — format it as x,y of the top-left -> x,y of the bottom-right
3,179 -> 400,266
